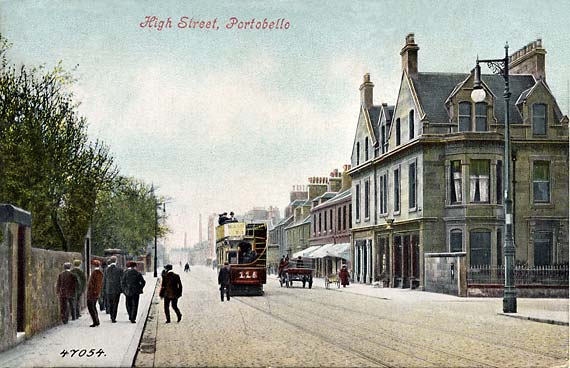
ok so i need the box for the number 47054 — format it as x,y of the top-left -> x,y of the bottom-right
60,349 -> 105,358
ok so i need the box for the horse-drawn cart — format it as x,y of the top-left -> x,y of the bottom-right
324,274 -> 340,289
279,258 -> 314,288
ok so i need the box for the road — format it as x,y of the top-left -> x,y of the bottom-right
135,265 -> 568,367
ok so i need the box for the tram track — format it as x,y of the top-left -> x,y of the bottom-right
234,297 -> 394,368
275,285 -> 568,361
238,295 -> 499,368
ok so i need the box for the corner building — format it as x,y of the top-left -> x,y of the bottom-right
349,34 -> 569,289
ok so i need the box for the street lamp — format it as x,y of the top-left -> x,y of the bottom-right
471,42 -> 517,313
151,185 -> 165,278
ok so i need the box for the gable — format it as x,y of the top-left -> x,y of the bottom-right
388,72 -> 422,147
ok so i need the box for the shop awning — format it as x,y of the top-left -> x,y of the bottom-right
292,245 -> 322,259
326,243 -> 351,260
310,243 -> 351,260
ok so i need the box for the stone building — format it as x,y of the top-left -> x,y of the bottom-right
308,166 -> 353,277
349,34 -> 569,289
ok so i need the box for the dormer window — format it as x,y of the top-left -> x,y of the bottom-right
365,137 -> 369,161
409,110 -> 415,139
532,103 -> 547,135
356,142 -> 360,165
381,124 -> 386,153
475,102 -> 488,131
395,118 -> 401,146
458,102 -> 471,131
458,101 -> 488,132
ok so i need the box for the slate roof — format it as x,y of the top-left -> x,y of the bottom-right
313,189 -> 351,210
411,72 -> 536,124
367,105 -> 382,142
289,199 -> 306,207
275,215 -> 293,227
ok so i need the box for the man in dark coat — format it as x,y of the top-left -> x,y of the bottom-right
218,262 -> 231,302
70,259 -> 86,318
338,264 -> 350,287
56,262 -> 78,324
103,256 -> 123,323
87,259 -> 104,327
121,261 -> 146,323
159,264 -> 182,323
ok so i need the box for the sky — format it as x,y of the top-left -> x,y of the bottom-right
1,0 -> 569,250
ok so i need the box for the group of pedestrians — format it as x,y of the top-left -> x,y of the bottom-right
56,256 -> 146,327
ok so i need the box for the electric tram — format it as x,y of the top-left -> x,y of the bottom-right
215,221 -> 267,296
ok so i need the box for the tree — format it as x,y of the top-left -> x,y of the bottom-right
0,33 -> 117,251
91,177 -> 169,256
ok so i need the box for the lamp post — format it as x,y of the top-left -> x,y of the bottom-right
151,185 -> 165,278
471,42 -> 517,313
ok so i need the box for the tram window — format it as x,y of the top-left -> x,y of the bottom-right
228,251 -> 238,264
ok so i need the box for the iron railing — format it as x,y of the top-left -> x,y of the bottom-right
467,264 -> 569,286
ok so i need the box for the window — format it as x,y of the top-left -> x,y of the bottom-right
394,168 -> 400,212
329,209 -> 333,230
533,161 -> 550,203
379,173 -> 388,214
409,110 -> 415,139
533,231 -> 553,266
409,162 -> 416,209
470,230 -> 491,266
470,160 -> 490,203
313,214 -> 316,234
381,125 -> 386,153
356,142 -> 360,165
343,205 -> 347,230
364,180 -> 370,218
395,118 -> 401,146
532,103 -> 547,135
450,229 -> 463,252
496,229 -> 502,266
355,184 -> 361,221
458,102 -> 471,132
365,137 -> 369,161
337,207 -> 341,231
349,204 -> 352,227
324,211 -> 327,231
496,160 -> 503,204
450,161 -> 462,204
475,102 -> 487,131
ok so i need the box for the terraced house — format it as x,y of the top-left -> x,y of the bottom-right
349,34 -> 569,292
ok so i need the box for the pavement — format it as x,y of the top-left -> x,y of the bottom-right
305,275 -> 569,325
0,273 -> 158,368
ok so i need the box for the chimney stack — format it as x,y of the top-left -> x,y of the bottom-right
359,73 -> 374,109
340,164 -> 352,192
509,39 -> 547,80
400,33 -> 419,78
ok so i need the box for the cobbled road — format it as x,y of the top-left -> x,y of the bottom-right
136,265 -> 568,367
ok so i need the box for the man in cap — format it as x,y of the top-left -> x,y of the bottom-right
70,259 -> 87,318
159,264 -> 182,323
121,261 -> 146,323
87,259 -> 104,327
56,262 -> 78,324
103,256 -> 123,323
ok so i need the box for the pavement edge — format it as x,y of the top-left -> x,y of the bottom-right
497,312 -> 569,326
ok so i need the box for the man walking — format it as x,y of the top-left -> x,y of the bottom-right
56,262 -> 78,324
103,256 -> 123,323
70,259 -> 86,318
121,261 -> 146,323
159,264 -> 182,323
218,262 -> 231,302
87,259 -> 104,327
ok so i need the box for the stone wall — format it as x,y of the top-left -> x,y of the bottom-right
0,223 -> 17,352
26,248 -> 83,336
467,285 -> 568,298
424,252 -> 467,296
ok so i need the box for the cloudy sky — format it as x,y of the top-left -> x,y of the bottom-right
1,0 -> 569,249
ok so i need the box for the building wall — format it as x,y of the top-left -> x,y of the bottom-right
424,252 -> 467,296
